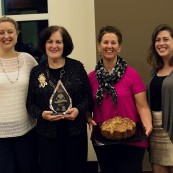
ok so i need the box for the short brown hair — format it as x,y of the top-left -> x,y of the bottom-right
38,25 -> 74,57
97,25 -> 122,45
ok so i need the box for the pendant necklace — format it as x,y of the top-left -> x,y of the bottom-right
46,64 -> 65,88
46,62 -> 72,114
0,52 -> 19,83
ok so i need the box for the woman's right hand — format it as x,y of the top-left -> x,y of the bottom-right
88,119 -> 97,140
88,119 -> 97,131
42,111 -> 65,121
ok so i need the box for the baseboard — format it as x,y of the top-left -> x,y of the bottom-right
98,172 -> 152,173
87,161 -> 152,173
87,161 -> 98,173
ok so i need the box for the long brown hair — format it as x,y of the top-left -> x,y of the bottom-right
147,24 -> 173,68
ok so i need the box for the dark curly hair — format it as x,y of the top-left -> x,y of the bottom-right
147,24 -> 173,68
38,25 -> 74,57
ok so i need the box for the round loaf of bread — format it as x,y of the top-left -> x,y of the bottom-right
101,116 -> 136,140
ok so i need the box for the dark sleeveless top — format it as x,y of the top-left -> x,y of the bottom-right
150,75 -> 167,111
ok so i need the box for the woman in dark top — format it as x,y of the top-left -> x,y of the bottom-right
26,25 -> 93,173
147,24 -> 173,173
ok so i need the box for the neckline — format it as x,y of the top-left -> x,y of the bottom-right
46,63 -> 65,88
0,52 -> 20,83
48,58 -> 66,69
156,75 -> 167,78
0,52 -> 20,59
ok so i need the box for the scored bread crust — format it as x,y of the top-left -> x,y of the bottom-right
101,116 -> 136,140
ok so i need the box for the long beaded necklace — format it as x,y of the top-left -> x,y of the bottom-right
0,52 -> 19,83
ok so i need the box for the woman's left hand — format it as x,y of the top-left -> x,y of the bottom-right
144,125 -> 153,137
62,107 -> 79,121
134,92 -> 153,137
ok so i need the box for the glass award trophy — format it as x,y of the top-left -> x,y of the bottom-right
49,80 -> 72,115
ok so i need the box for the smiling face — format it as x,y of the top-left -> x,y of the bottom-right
45,30 -> 64,60
0,21 -> 18,51
98,33 -> 121,61
155,30 -> 173,59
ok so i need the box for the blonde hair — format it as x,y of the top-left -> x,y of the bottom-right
0,16 -> 19,34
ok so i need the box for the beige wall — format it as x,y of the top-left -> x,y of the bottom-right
48,0 -> 97,161
39,0 -> 173,170
0,0 -> 97,163
94,0 -> 173,171
2,0 -> 172,171
95,0 -> 173,83
48,0 -> 97,73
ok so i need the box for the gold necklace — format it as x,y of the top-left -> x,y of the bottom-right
0,53 -> 19,83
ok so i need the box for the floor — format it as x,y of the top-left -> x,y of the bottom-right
87,161 -> 152,173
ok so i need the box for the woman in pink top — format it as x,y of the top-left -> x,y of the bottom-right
87,26 -> 152,173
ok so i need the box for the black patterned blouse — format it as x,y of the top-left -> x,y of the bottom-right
26,57 -> 93,138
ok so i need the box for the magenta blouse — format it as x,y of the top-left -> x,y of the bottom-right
88,66 -> 148,148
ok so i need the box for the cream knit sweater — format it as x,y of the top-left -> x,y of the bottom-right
0,52 -> 37,137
